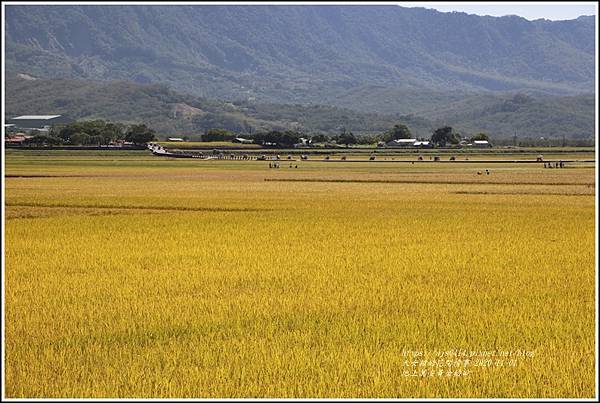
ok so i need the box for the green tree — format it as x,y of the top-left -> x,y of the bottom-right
356,134 -> 378,145
125,124 -> 156,144
24,134 -> 63,146
431,126 -> 459,147
70,132 -> 91,145
383,124 -> 412,142
337,131 -> 357,147
89,135 -> 104,145
471,132 -> 489,141
311,133 -> 329,143
101,122 -> 126,143
202,128 -> 235,142
55,120 -> 126,143
249,130 -> 302,147
278,131 -> 302,147
57,124 -> 79,142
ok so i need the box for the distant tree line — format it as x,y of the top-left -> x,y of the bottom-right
194,123 -> 493,148
19,118 -> 590,148
21,120 -> 157,146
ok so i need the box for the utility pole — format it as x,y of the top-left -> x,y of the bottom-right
562,134 -> 566,147
513,131 -> 518,147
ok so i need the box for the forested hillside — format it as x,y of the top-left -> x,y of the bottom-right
6,5 -> 595,109
6,75 -> 594,140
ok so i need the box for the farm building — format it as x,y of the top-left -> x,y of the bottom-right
167,137 -> 185,142
8,115 -> 70,131
233,137 -> 254,144
4,133 -> 33,144
414,140 -> 432,148
386,139 -> 431,148
386,138 -> 418,147
293,137 -> 310,148
472,140 -> 492,148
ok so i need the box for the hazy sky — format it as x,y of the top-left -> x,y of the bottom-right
399,2 -> 597,21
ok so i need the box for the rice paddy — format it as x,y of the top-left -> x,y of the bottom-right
3,149 -> 596,398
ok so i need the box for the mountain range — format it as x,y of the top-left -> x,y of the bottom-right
4,5 -> 596,140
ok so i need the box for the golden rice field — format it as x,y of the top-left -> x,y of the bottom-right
4,149 -> 597,398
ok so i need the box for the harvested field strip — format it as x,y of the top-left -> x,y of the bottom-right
264,178 -> 594,186
5,202 -> 271,213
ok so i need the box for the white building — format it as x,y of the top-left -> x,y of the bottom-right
9,115 -> 69,130
293,137 -> 311,148
386,138 -> 418,147
472,140 -> 492,148
386,138 -> 432,148
414,140 -> 432,148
